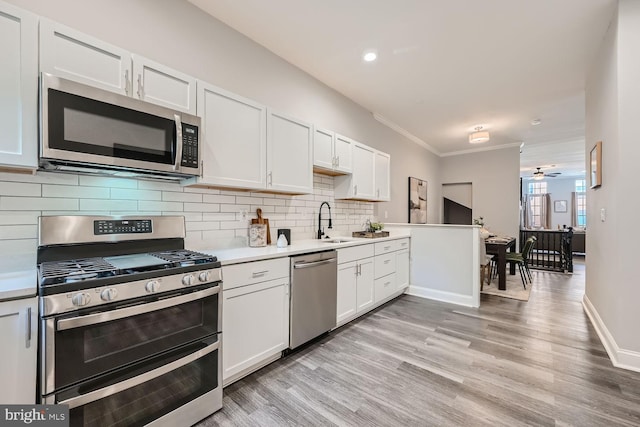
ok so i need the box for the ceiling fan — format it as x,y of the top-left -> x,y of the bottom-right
533,167 -> 561,180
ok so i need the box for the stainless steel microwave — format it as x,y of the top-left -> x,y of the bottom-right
40,73 -> 201,180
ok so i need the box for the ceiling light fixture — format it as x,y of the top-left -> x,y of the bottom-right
469,126 -> 490,144
363,50 -> 377,62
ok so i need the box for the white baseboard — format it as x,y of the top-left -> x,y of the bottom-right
407,285 -> 478,308
582,295 -> 640,373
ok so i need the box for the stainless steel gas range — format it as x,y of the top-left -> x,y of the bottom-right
37,215 -> 222,426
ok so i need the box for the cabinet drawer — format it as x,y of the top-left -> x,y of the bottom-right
374,240 -> 397,255
374,253 -> 396,279
223,257 -> 289,290
396,238 -> 410,251
374,273 -> 396,303
338,244 -> 374,264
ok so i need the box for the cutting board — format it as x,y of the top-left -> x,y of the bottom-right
251,208 -> 271,244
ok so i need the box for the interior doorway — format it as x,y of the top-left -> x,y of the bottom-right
442,182 -> 472,225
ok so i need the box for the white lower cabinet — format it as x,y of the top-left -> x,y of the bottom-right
221,258 -> 289,386
336,262 -> 357,324
396,248 -> 410,291
356,259 -> 375,313
0,296 -> 37,404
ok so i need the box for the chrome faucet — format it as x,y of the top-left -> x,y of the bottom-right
317,201 -> 333,239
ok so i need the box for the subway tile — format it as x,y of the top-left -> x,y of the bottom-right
202,212 -> 236,222
219,221 -> 242,230
137,180 -> 182,192
0,225 -> 37,240
252,205 -> 275,213
164,212 -> 203,221
111,211 -> 161,216
186,221 -> 220,231
138,201 -> 183,211
0,171 -> 78,185
0,211 -> 40,225
79,175 -> 137,189
43,185 -> 109,199
184,202 -> 219,212
183,186 -> 220,195
202,194 -> 235,204
219,204 -> 250,213
235,196 -> 264,205
111,188 -> 161,201
0,197 -> 79,211
80,199 -> 137,211
162,191 -> 202,203
262,198 -> 286,206
0,239 -> 37,256
202,229 -> 235,240
0,182 -> 41,197
42,211 -> 104,216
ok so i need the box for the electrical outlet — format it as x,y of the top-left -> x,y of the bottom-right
600,208 -> 606,222
240,209 -> 247,221
384,211 -> 388,219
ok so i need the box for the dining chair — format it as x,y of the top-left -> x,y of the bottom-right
506,236 -> 536,288
479,233 -> 494,291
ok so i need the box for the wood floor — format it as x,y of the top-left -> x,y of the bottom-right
199,260 -> 640,426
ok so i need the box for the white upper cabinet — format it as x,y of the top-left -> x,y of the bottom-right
40,19 -> 132,95
313,128 -> 334,171
334,141 -> 375,200
267,110 -> 313,194
194,82 -> 267,190
40,21 -> 196,114
313,129 -> 352,175
0,1 -> 38,170
374,151 -> 391,201
334,133 -> 353,174
132,54 -> 196,114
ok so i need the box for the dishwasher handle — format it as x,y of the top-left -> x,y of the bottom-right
293,258 -> 337,269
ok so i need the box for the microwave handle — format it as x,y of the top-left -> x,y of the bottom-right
173,114 -> 183,171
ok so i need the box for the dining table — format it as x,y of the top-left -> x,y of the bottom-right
485,237 -> 517,290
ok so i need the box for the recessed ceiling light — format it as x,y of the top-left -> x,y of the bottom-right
363,50 -> 378,62
531,118 -> 542,126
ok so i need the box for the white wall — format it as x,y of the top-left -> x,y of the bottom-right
584,0 -> 640,371
440,147 -> 520,238
4,0 -> 440,226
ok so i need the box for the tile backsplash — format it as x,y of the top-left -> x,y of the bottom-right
0,171 -> 374,255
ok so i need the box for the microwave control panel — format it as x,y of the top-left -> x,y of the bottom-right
181,124 -> 199,168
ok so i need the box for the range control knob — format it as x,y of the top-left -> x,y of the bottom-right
71,293 -> 91,307
145,280 -> 160,293
182,274 -> 195,286
100,288 -> 118,301
198,271 -> 212,283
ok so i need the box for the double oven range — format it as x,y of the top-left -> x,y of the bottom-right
37,215 -> 222,426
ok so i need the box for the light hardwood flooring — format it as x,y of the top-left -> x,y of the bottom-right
199,259 -> 640,426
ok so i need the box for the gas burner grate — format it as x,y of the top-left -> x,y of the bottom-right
39,258 -> 117,286
151,250 -> 216,266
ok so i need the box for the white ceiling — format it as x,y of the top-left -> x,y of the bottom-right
188,0 -> 616,177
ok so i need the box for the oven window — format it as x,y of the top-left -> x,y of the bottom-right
54,293 -> 218,391
69,348 -> 218,427
48,89 -> 175,165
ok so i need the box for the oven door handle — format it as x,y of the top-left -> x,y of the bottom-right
58,340 -> 219,409
57,285 -> 220,331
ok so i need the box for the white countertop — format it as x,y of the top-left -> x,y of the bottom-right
194,234 -> 410,266
0,253 -> 37,301
0,234 -> 410,300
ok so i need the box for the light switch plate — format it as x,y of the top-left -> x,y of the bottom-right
600,208 -> 606,222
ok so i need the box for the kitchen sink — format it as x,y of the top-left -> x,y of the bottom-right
320,238 -> 354,243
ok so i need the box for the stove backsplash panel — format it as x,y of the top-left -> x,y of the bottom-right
0,172 -> 374,255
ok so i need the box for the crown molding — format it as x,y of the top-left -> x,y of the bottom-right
372,113 -> 440,155
440,142 -> 522,157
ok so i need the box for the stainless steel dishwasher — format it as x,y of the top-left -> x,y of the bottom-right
289,250 -> 337,349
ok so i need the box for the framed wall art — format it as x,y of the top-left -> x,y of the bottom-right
408,177 -> 427,224
554,200 -> 567,213
590,141 -> 602,189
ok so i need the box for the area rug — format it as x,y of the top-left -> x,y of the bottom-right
481,271 -> 533,301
